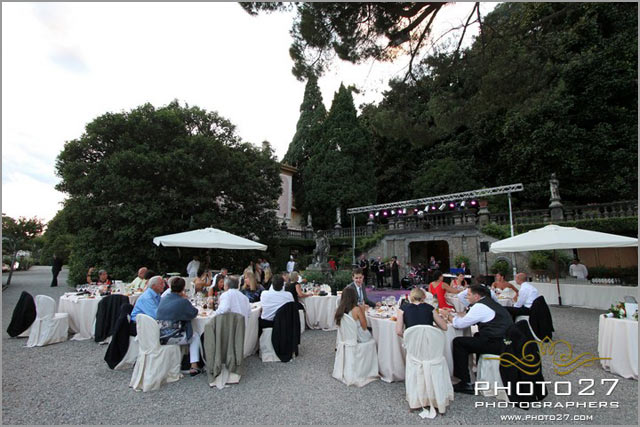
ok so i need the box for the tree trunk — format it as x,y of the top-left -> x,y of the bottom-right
5,250 -> 17,287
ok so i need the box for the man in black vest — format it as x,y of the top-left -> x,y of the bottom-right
444,284 -> 513,394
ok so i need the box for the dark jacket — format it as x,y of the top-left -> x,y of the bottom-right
95,294 -> 129,342
52,257 -> 63,273
476,297 -> 513,339
272,301 -> 301,363
104,303 -> 134,369
6,291 -> 36,337
529,296 -> 554,340
499,320 -> 547,406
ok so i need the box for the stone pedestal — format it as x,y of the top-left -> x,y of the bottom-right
478,201 -> 490,226
396,217 -> 405,230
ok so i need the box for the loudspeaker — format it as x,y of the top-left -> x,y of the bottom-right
480,241 -> 490,252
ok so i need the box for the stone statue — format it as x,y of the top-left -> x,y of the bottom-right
307,213 -> 313,228
312,230 -> 330,267
549,173 -> 560,201
336,207 -> 341,225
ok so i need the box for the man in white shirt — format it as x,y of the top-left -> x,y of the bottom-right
186,256 -> 200,278
286,255 -> 296,274
259,276 -> 293,334
569,259 -> 588,279
214,276 -> 251,320
505,272 -> 539,320
130,267 -> 148,290
444,285 -> 513,394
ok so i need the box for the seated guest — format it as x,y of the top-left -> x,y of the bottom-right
241,270 -> 264,303
450,273 -> 468,290
334,286 -> 372,343
395,287 -> 448,337
212,268 -> 228,291
285,271 -> 311,309
130,267 -> 148,291
259,276 -> 293,333
156,277 -> 202,376
457,283 -> 499,309
505,273 -> 539,320
491,272 -> 519,300
428,272 -> 455,310
141,269 -> 156,290
214,276 -> 251,321
193,267 -> 212,293
207,275 -> 226,298
130,276 -> 165,336
444,285 -> 513,394
86,267 -> 112,286
346,268 -> 379,308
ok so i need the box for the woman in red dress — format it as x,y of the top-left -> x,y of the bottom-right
428,271 -> 456,310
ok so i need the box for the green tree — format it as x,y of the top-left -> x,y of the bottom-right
55,101 -> 282,285
283,76 -> 327,217
2,215 -> 44,286
303,84 -> 375,228
241,2 -> 454,80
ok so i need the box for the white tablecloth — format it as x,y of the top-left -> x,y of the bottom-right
597,315 -> 638,379
302,295 -> 340,330
531,282 -> 637,309
192,303 -> 262,358
497,297 -> 514,307
366,310 -> 469,382
58,293 -> 142,340
445,293 -> 466,313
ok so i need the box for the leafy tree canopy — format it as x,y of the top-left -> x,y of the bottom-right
53,101 -> 282,285
241,2 -> 454,80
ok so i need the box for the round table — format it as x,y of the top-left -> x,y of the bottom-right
192,303 -> 262,358
301,295 -> 340,330
445,293 -> 466,313
497,297 -> 514,307
58,292 -> 142,340
598,315 -> 638,379
365,308 -> 470,383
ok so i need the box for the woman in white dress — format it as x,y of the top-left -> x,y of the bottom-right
334,286 -> 372,342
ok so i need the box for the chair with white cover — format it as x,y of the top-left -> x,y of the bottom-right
26,295 -> 69,347
403,325 -> 454,417
332,314 -> 378,387
299,310 -> 305,335
476,354 -> 508,401
129,314 -> 182,392
259,328 -> 280,362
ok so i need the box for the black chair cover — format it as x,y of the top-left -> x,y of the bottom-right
6,291 -> 36,337
272,301 -> 301,363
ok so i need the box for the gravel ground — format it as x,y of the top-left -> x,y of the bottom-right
2,267 -> 638,425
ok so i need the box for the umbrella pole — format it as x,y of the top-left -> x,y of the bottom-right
555,249 -> 562,306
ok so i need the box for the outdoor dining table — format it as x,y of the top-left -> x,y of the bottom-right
598,314 -> 638,379
301,294 -> 340,330
365,307 -> 470,383
192,302 -> 262,358
58,292 -> 142,340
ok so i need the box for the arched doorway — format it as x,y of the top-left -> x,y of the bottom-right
409,240 -> 450,272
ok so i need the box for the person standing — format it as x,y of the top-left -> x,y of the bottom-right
51,254 -> 63,287
359,254 -> 370,286
569,258 -> 588,279
186,256 -> 200,278
374,257 -> 385,288
390,256 -> 400,289
286,255 -> 296,273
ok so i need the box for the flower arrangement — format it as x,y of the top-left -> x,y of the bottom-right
607,302 -> 626,319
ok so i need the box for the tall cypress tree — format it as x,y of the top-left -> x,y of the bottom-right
303,84 -> 375,229
283,77 -> 327,217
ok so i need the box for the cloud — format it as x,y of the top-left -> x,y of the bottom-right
1,171 -> 66,222
49,47 -> 89,73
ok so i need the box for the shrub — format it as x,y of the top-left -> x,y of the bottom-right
333,269 -> 353,291
300,270 -> 327,284
528,252 -> 549,271
490,259 -> 510,277
481,223 -> 511,240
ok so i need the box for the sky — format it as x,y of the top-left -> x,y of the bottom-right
2,2 -> 494,223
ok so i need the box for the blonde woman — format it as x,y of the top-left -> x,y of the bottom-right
241,268 -> 264,303
395,287 -> 448,337
285,270 -> 311,309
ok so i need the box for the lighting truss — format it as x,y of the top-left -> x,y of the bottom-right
346,183 -> 524,215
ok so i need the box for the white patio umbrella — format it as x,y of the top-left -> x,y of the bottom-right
153,227 -> 267,251
490,224 -> 638,305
